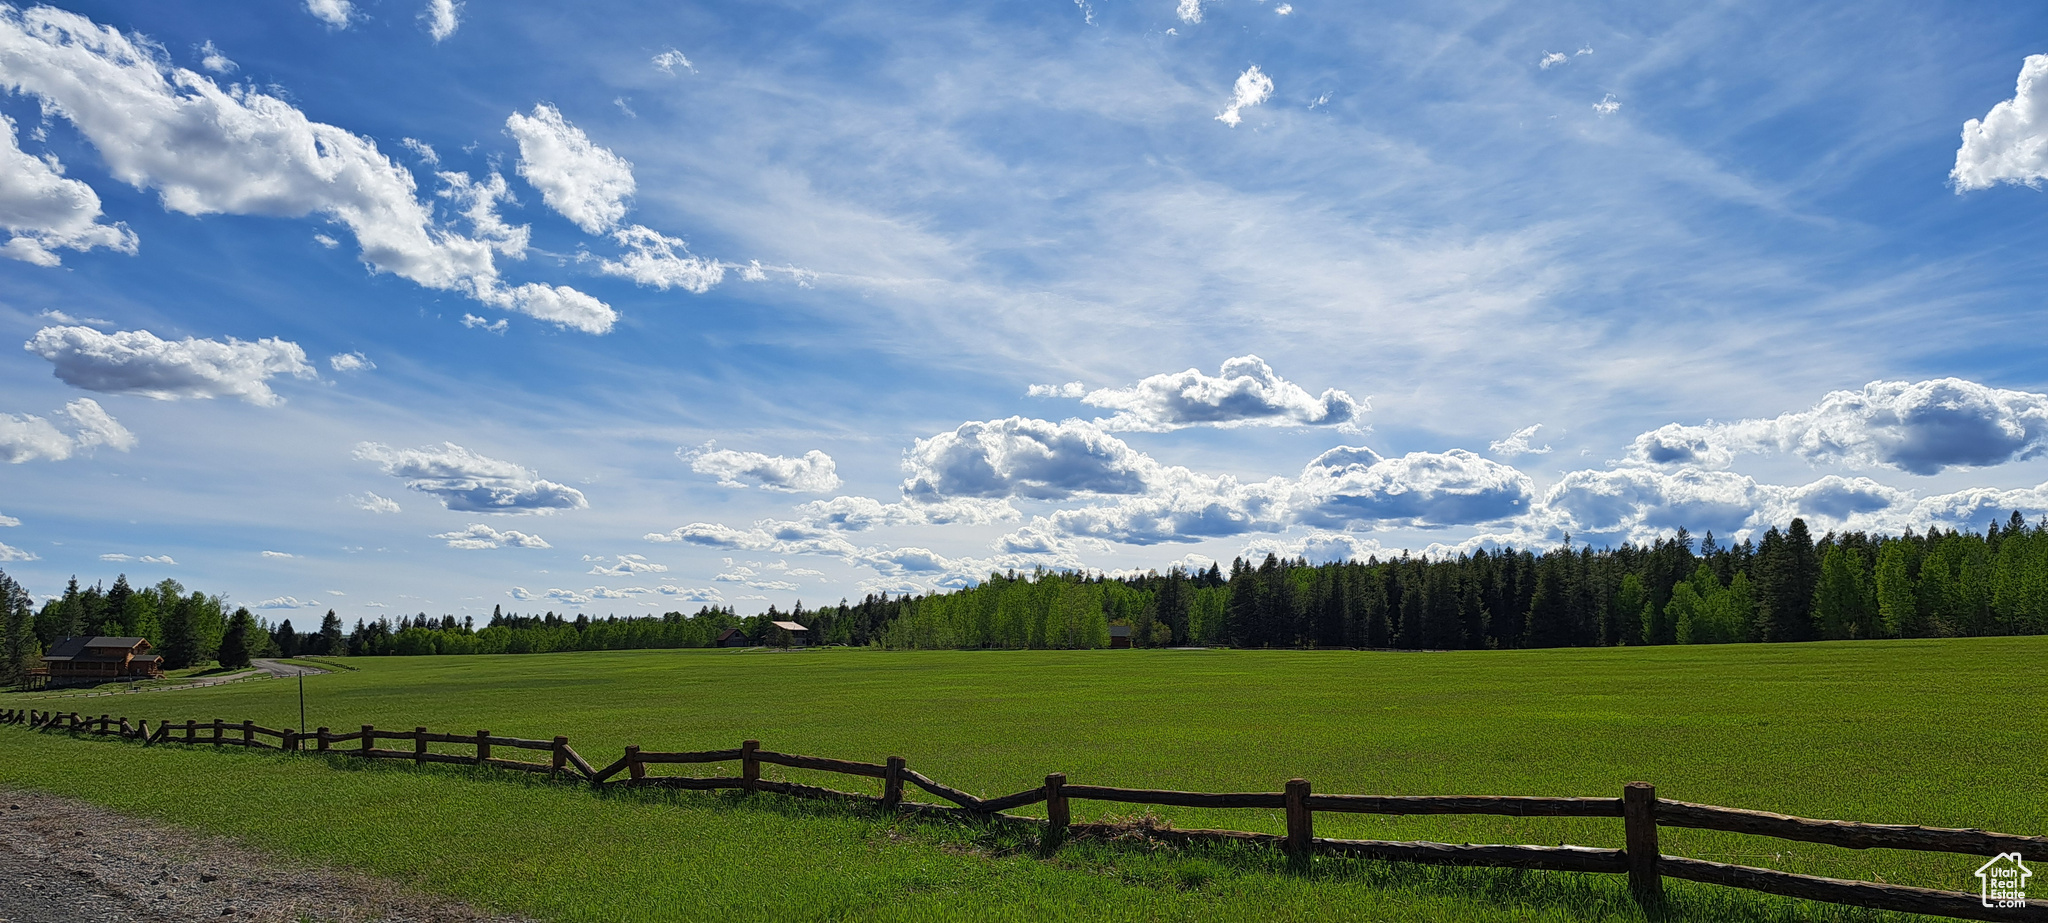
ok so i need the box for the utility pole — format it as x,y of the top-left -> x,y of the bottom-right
297,670 -> 306,733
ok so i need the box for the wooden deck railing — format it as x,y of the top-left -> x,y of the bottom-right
3,706 -> 2041,922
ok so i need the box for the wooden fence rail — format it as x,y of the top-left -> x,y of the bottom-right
1,706 -> 2040,922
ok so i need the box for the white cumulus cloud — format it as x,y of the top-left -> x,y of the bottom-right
351,492 -> 401,513
197,41 -> 234,74
422,0 -> 461,41
1176,0 -> 1203,24
354,441 -> 589,514
588,553 -> 666,575
1216,66 -> 1274,127
1028,381 -> 1086,399
328,351 -> 373,372
1296,448 -> 1535,529
0,113 -> 136,266
506,103 -> 635,235
478,282 -> 616,335
434,523 -> 551,549
0,541 -> 35,561
0,397 -> 133,463
598,224 -> 723,292
687,445 -> 842,493
1489,424 -> 1552,457
1954,55 -> 2048,191
902,417 -> 1159,502
0,7 -> 608,332
304,0 -> 353,27
1075,355 -> 1364,432
1626,378 -> 2048,475
26,326 -> 314,405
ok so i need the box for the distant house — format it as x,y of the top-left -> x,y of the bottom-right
1108,625 -> 1133,649
770,621 -> 809,648
716,628 -> 749,648
41,636 -> 165,684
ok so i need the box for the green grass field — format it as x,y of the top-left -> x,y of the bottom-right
4,637 -> 2041,922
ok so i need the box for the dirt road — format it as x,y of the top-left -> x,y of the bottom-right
0,789 -> 530,922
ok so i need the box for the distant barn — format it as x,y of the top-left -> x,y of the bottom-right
716,628 -> 749,648
771,621 -> 809,648
1108,625 -> 1132,649
40,636 -> 165,685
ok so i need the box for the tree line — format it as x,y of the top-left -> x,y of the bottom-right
0,574 -> 287,685
6,514 -> 2046,678
877,514 -> 2048,650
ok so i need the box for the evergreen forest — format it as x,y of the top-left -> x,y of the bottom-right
6,515 -> 2048,679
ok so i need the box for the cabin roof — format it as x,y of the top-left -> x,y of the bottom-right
1107,625 -> 1133,637
770,621 -> 808,632
43,636 -> 152,660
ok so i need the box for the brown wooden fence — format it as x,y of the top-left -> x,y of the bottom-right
4,706 -> 2042,922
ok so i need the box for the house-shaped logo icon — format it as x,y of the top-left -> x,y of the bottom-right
1976,853 -> 2031,908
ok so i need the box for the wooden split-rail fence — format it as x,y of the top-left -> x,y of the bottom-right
4,707 -> 2042,922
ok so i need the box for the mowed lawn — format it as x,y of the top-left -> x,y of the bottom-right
4,637 -> 2042,922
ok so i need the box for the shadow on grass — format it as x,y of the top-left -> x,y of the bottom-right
118,738 -> 1924,923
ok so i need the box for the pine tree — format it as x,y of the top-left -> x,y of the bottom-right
0,569 -> 36,685
318,610 -> 346,655
219,608 -> 254,669
161,594 -> 200,669
103,575 -> 133,635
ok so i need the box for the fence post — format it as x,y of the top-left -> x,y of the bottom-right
99,714 -> 109,734
1285,778 -> 1313,860
1044,773 -> 1068,846
414,727 -> 428,765
316,727 -> 330,753
626,745 -> 644,782
243,719 -> 255,747
741,740 -> 760,794
361,724 -> 374,757
882,756 -> 906,811
185,719 -> 196,744
551,736 -> 568,777
212,719 -> 224,745
476,730 -> 491,766
1624,781 -> 1663,907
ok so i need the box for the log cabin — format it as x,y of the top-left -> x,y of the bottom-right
41,636 -> 166,684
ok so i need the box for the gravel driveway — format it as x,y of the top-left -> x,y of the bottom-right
0,790 -> 531,923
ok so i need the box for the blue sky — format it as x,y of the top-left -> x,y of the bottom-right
5,0 -> 2048,618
